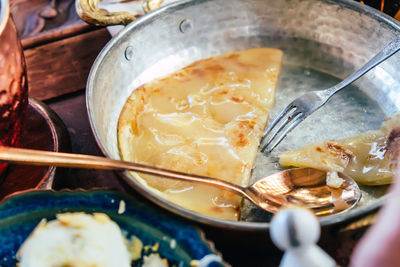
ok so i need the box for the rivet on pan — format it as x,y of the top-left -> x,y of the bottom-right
179,19 -> 192,33
125,46 -> 134,61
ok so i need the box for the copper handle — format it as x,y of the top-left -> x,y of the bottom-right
0,146 -> 245,196
339,212 -> 378,232
75,0 -> 164,26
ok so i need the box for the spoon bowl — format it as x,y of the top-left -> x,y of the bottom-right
247,168 -> 360,216
0,146 -> 361,216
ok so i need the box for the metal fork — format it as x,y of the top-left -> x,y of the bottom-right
260,37 -> 400,154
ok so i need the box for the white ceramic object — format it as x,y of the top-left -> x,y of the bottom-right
270,207 -> 336,267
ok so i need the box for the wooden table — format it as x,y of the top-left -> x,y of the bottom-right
12,0 -> 373,266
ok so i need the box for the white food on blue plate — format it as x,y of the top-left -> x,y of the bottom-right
17,213 -> 133,267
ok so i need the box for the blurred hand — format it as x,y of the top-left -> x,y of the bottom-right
351,164 -> 400,267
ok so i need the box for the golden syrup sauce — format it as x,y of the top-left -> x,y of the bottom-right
118,48 -> 283,220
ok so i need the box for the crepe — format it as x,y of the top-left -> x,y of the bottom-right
118,48 -> 283,220
279,114 -> 400,185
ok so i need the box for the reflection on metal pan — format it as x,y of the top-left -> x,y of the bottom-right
84,0 -> 398,230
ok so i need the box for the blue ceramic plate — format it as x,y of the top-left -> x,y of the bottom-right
0,190 -> 227,267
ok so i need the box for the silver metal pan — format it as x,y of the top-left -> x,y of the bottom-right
77,0 -> 400,230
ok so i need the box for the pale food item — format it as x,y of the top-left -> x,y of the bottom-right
326,171 -> 344,188
18,212 -> 168,267
143,254 -> 168,267
17,213 -> 132,267
280,114 -> 400,185
118,48 -> 283,220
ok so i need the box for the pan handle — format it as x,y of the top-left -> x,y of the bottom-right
75,0 -> 164,26
338,212 -> 377,233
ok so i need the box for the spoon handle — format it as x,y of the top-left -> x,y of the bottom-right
0,146 -> 245,195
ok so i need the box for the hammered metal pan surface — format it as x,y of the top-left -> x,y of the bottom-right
86,0 -> 400,230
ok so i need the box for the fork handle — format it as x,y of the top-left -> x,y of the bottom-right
322,37 -> 400,99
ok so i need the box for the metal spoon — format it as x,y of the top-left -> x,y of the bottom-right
0,146 -> 361,216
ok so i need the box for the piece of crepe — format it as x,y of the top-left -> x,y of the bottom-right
118,48 -> 283,220
280,114 -> 400,186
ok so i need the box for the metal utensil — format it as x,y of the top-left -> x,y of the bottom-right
0,146 -> 360,215
259,37 -> 400,154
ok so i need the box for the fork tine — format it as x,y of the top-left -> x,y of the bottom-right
260,109 -> 301,152
260,104 -> 296,145
262,114 -> 305,153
